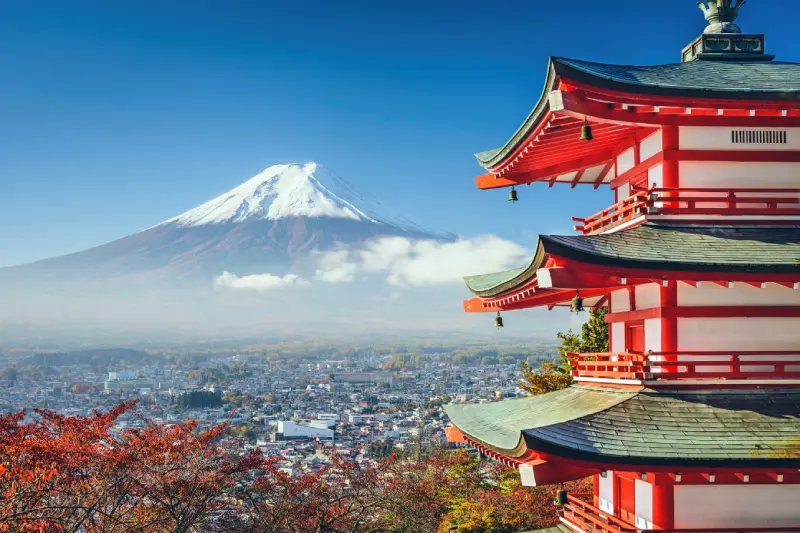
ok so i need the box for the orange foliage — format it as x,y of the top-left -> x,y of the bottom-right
0,403 -> 592,533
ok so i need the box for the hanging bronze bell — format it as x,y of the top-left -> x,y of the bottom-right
508,187 -> 518,202
580,118 -> 593,141
571,291 -> 584,313
494,312 -> 504,328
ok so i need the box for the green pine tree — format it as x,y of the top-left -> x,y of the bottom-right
519,308 -> 608,395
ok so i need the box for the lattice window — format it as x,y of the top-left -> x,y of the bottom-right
731,130 -> 787,144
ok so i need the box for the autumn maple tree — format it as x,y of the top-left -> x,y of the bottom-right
1,402 -> 589,533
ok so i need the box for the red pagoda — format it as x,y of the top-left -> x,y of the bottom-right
445,1 -> 800,530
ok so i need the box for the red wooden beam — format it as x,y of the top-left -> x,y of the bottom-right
665,150 -> 800,163
562,77 -> 800,111
610,152 -> 664,189
593,293 -> 610,310
606,306 -> 800,323
593,161 -> 614,189
550,88 -> 800,128
570,169 -> 586,188
477,151 -> 615,189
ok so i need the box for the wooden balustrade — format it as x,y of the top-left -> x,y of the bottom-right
563,494 -> 636,533
577,187 -> 800,235
561,493 -> 800,533
568,351 -> 800,382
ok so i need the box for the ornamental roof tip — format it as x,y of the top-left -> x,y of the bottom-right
698,0 -> 746,34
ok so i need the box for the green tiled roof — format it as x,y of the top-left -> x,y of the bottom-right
463,266 -> 529,294
464,224 -> 800,297
476,57 -> 800,169
542,224 -> 800,273
446,387 -> 800,467
443,387 -> 635,456
525,389 -> 800,467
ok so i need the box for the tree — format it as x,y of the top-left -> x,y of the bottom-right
438,464 -> 593,533
1,402 -> 588,533
519,308 -> 608,395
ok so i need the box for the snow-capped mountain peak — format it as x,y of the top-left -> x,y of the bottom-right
162,162 -> 441,236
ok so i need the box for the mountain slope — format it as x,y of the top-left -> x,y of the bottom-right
4,163 -> 452,282
162,163 -> 439,236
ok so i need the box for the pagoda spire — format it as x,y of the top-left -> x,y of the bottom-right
682,0 -> 772,62
697,0 -> 745,34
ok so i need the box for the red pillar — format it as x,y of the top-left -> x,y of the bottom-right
660,281 -> 678,371
662,126 -> 680,209
651,475 -> 675,530
662,125 -> 679,188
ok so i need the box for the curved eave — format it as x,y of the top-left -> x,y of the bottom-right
464,240 -> 546,297
474,57 -> 800,171
443,386 -> 636,458
464,225 -> 800,302
474,60 -> 558,169
447,387 -> 800,469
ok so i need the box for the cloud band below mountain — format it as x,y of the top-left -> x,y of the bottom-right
214,271 -> 309,292
214,236 -> 528,291
314,236 -> 529,286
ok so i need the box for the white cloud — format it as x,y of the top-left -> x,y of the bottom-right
214,271 -> 309,292
314,236 -> 528,287
314,249 -> 359,283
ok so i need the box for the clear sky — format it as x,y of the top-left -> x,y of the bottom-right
1,0 -> 798,266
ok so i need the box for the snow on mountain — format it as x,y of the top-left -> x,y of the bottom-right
2,162 -> 452,282
161,162 -> 445,237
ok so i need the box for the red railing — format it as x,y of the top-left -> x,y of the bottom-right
561,494 -> 800,533
562,494 -> 635,533
573,189 -> 650,234
568,351 -> 800,382
575,187 -> 800,235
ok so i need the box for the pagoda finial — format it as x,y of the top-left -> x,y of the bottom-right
697,0 -> 745,34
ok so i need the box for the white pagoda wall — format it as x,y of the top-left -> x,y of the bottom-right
640,130 -> 663,160
634,479 -> 654,530
680,126 -> 800,151
674,484 -> 800,528
678,283 -> 800,307
680,161 -> 800,190
610,283 -> 800,364
614,127 -> 800,196
677,283 -> 800,370
598,471 -> 614,514
679,126 -> 800,190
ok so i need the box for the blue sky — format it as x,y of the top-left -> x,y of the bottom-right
1,0 -> 797,266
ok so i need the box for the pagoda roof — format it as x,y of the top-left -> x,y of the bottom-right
465,224 -> 800,297
476,57 -> 800,169
445,386 -> 800,468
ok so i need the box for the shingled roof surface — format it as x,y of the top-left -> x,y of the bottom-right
556,58 -> 800,96
476,57 -> 800,168
542,224 -> 800,273
443,387 -> 635,456
464,224 -> 800,297
446,386 -> 800,468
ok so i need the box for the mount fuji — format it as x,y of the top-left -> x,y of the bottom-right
5,163 -> 452,283
0,163 -> 543,342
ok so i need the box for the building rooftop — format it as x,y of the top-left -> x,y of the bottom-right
464,224 -> 800,297
445,386 -> 800,468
